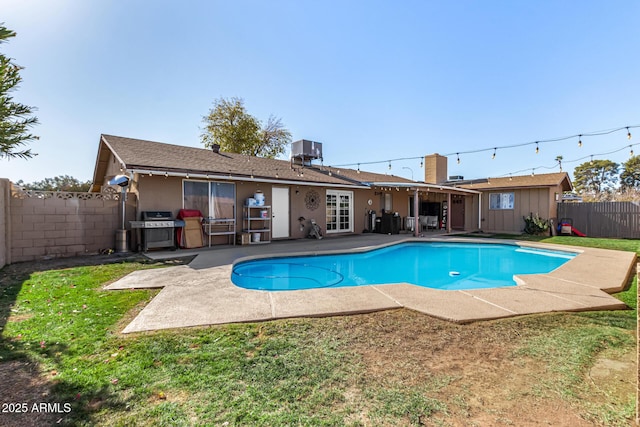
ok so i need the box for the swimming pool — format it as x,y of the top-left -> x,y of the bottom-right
231,242 -> 576,291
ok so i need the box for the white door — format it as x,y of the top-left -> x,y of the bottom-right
272,187 -> 290,239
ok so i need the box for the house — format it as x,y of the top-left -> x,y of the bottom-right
90,135 -> 484,249
454,172 -> 573,233
90,135 -> 572,249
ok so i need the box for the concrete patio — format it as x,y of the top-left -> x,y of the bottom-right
105,234 -> 637,333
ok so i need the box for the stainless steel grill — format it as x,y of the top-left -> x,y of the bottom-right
130,211 -> 184,251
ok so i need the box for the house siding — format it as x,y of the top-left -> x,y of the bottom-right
480,187 -> 553,234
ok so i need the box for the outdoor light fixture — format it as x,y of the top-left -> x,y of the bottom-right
357,164 -> 361,173
627,127 -> 632,140
630,146 -> 634,157
456,153 -> 460,164
535,142 -> 539,154
420,159 -> 423,168
492,148 -> 496,159
388,161 -> 392,170
578,135 -> 582,147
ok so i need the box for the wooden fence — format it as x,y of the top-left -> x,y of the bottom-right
556,201 -> 640,239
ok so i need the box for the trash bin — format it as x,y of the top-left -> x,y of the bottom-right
381,213 -> 400,234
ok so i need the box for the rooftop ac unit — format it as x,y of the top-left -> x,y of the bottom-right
291,140 -> 322,164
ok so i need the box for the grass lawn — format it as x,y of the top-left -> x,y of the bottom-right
0,237 -> 637,426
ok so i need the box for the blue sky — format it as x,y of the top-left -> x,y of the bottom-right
2,0 -> 639,184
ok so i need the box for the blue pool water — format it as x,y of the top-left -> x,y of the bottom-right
231,242 -> 576,291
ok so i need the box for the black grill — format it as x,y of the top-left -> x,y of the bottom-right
130,211 -> 182,251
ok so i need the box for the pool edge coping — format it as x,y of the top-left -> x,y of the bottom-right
110,238 -> 637,333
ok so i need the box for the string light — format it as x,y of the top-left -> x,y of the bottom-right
590,155 -> 594,165
329,125 -> 638,171
164,172 -> 168,178
186,173 -> 189,179
325,124 -> 639,181
357,164 -> 361,174
492,148 -> 496,160
531,169 -> 535,176
630,146 -> 634,157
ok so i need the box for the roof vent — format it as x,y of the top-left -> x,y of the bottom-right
211,143 -> 221,153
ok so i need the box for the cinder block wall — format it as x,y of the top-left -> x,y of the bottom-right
9,191 -> 137,263
0,179 -> 9,269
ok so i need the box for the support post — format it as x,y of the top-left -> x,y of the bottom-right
478,192 -> 482,231
447,192 -> 452,233
413,188 -> 419,237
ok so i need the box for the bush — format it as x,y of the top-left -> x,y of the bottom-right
523,213 -> 550,235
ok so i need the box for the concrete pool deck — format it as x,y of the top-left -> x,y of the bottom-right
105,234 -> 637,333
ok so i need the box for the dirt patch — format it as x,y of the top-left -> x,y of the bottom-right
0,361 -> 61,427
332,309 -> 631,426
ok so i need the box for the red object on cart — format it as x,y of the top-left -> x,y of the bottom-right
177,209 -> 203,248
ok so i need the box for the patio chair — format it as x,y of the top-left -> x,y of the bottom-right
420,215 -> 439,231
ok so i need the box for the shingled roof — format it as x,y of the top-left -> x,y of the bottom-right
455,172 -> 572,191
92,134 -> 416,190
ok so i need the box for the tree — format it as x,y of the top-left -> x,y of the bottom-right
0,23 -> 38,159
555,155 -> 563,172
15,175 -> 91,192
620,155 -> 640,190
573,159 -> 619,196
201,97 -> 291,158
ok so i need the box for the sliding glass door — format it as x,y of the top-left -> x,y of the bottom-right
183,180 -> 235,219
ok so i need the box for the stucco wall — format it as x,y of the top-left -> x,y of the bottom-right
134,174 -> 396,241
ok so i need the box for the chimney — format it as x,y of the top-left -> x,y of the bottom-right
211,143 -> 221,153
424,154 -> 448,184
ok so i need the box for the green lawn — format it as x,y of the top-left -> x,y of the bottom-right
0,237 -> 637,426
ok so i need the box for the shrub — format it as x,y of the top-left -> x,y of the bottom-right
523,213 -> 550,235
